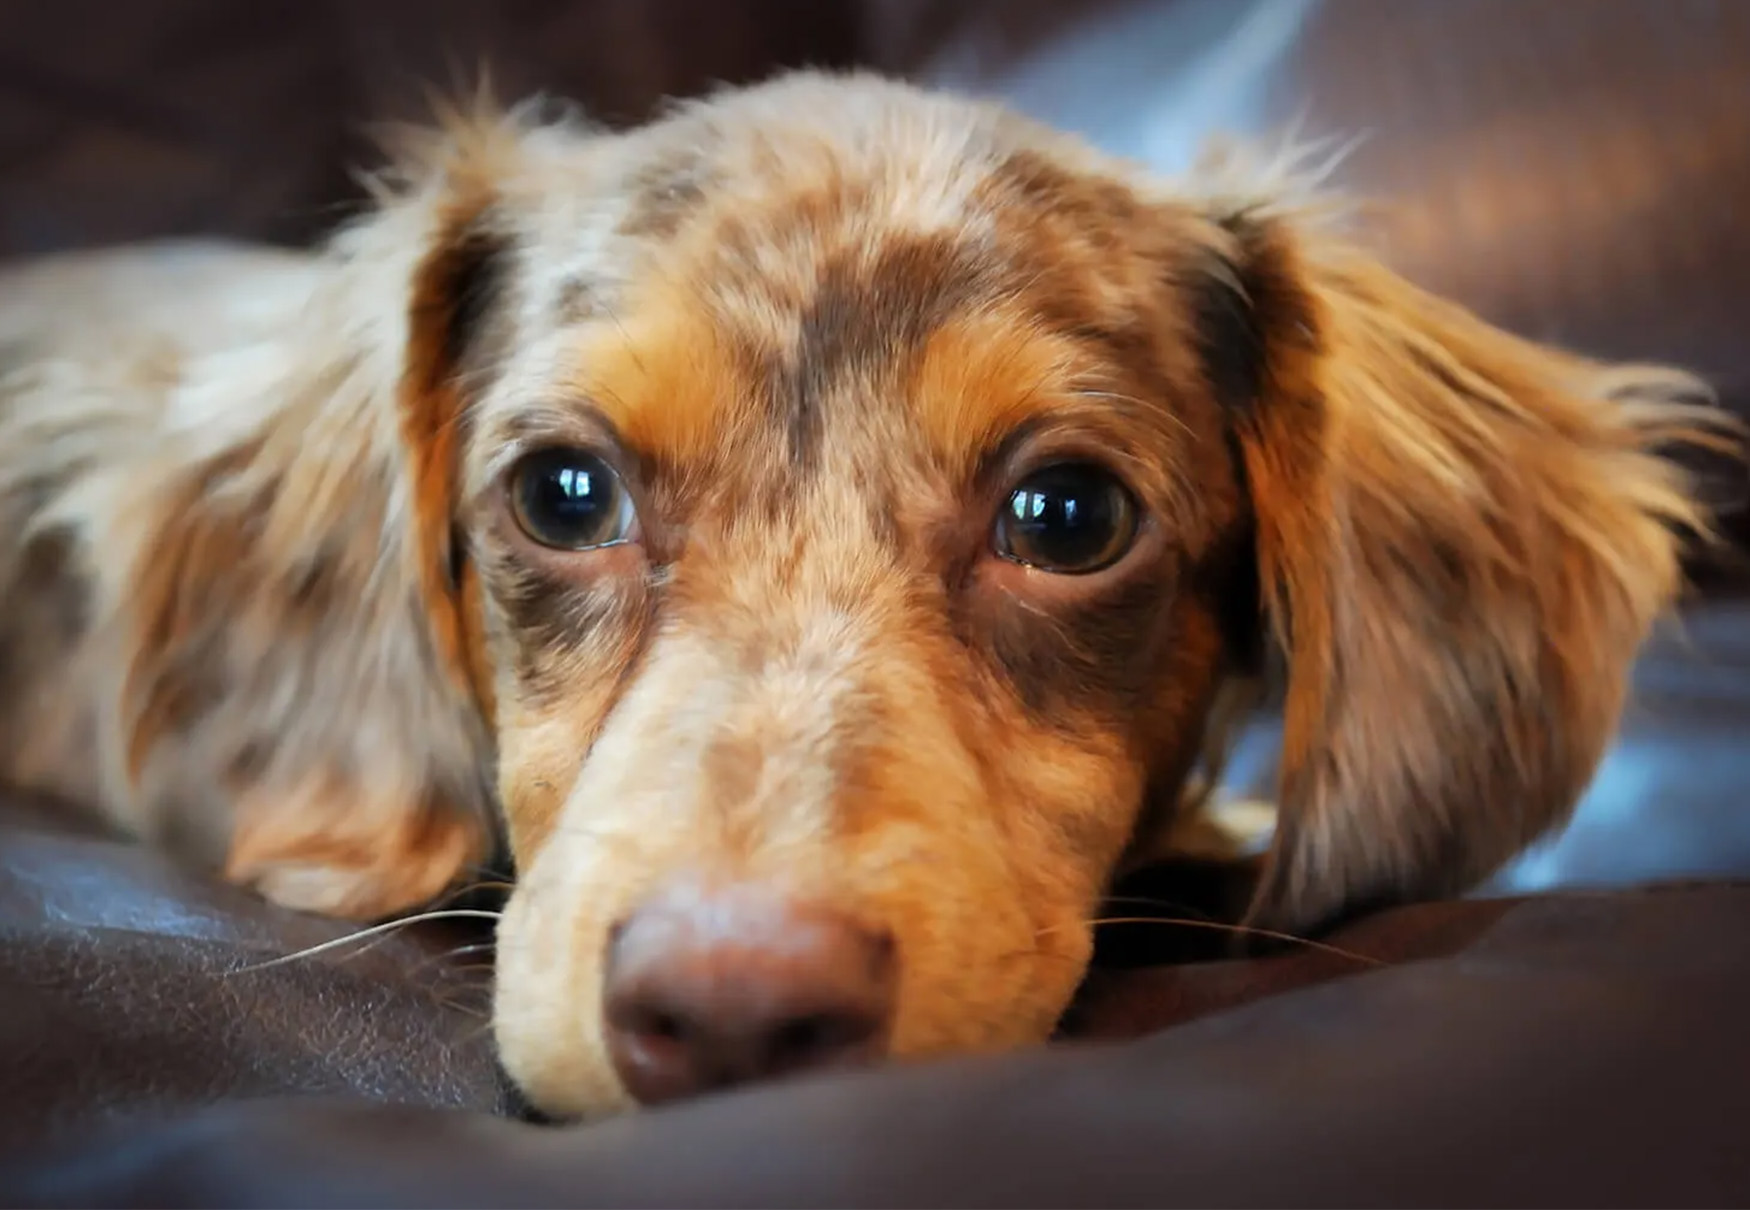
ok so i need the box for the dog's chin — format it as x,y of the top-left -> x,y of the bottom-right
490,1005 -> 1075,1125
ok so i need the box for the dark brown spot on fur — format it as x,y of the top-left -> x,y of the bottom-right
555,275 -> 604,324
777,234 -> 985,469
977,558 -> 1179,722
421,220 -> 512,379
989,149 -> 1144,236
0,530 -> 88,725
282,545 -> 348,627
490,555 -> 651,709
618,147 -> 715,241
1193,257 -> 1265,413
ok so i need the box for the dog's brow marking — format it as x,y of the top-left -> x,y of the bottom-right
908,314 -> 1085,469
732,221 -> 982,474
572,281 -> 746,472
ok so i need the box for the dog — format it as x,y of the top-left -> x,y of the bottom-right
0,70 -> 1726,1118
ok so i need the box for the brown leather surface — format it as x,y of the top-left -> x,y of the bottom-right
5,1 -> 1750,1205
9,880 -> 1750,1207
0,798 -> 513,1154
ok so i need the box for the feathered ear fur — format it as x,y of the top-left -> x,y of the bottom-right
147,144 -> 525,918
1197,199 -> 1731,933
0,102 -> 558,919
209,104 -> 560,918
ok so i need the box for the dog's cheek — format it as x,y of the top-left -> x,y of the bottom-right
885,874 -> 1093,1056
997,734 -> 1139,1031
992,727 -> 1147,1037
868,711 -> 1131,1056
493,708 -> 599,868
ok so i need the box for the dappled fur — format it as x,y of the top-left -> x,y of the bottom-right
0,71 -> 1725,1118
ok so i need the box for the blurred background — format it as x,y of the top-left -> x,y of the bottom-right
4,0 -> 1745,409
5,0 -> 1750,895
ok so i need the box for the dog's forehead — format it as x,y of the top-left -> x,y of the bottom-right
480,80 -> 1213,539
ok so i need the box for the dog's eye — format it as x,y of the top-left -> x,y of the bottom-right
994,463 -> 1137,574
509,448 -> 636,550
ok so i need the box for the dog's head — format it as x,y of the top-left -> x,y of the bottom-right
381,74 -> 1714,1117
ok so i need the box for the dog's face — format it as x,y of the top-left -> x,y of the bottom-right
384,75 -> 1710,1117
442,84 -> 1257,1116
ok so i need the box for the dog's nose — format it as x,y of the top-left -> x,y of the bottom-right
601,881 -> 897,1105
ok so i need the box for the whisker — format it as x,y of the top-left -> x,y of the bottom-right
229,909 -> 505,975
439,939 -> 499,963
457,1019 -> 496,1046
434,878 -> 517,905
405,939 -> 499,981
432,993 -> 493,1024
599,301 -> 649,378
1101,893 -> 1223,920
444,966 -> 500,987
299,885 -> 507,967
1008,592 -> 1081,645
1074,916 -> 1385,967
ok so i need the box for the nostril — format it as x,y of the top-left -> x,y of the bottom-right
768,1009 -> 880,1072
866,928 -> 898,976
607,990 -> 697,1049
772,1013 -> 836,1066
774,1014 -> 829,1057
635,1008 -> 687,1045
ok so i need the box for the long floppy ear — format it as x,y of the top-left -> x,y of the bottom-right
394,134 -> 521,730
101,106 -> 542,920
1204,206 -> 1730,933
228,103 -> 534,913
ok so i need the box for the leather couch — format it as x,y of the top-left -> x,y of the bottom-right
4,2 -> 1749,1205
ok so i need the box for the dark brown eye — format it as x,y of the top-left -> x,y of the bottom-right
509,447 -> 635,550
994,463 -> 1138,574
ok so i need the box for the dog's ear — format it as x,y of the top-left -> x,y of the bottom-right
109,108 -> 548,920
1194,203 -> 1728,933
390,95 -> 605,722
399,171 -> 516,726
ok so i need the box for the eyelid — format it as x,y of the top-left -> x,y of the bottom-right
976,428 -> 1153,525
474,401 -> 633,498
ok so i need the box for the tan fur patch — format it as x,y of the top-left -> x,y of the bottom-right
224,776 -> 483,919
562,280 -> 754,476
